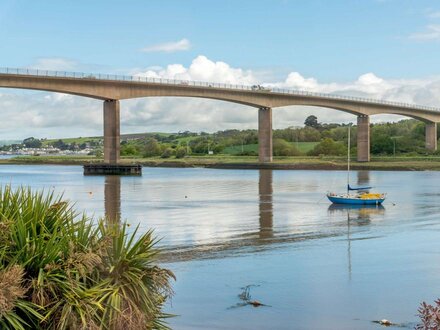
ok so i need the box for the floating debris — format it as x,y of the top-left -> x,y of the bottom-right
228,285 -> 270,309
378,319 -> 392,326
372,319 -> 408,327
249,300 -> 263,307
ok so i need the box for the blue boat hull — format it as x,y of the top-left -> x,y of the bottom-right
327,195 -> 385,205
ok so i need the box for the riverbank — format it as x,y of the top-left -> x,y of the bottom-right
2,155 -> 440,170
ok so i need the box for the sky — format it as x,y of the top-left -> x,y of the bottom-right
1,0 -> 440,139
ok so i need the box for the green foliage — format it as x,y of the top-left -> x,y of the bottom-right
304,115 -> 319,129
8,117 -> 437,158
22,137 -> 42,149
143,138 -> 162,157
160,148 -> 174,158
273,139 -> 302,156
94,149 -> 103,158
121,144 -> 139,156
308,138 -> 346,156
0,186 -> 174,329
223,144 -> 258,155
371,134 -> 394,154
175,146 -> 188,158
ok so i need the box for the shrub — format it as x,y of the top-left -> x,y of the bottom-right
307,138 -> 346,156
416,299 -> 440,329
121,144 -> 139,156
160,148 -> 174,158
273,139 -> 302,156
143,138 -> 162,157
175,147 -> 187,159
0,186 -> 174,329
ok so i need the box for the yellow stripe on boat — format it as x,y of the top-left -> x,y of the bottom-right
360,193 -> 382,199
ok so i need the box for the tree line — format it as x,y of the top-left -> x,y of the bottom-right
1,116 -> 437,158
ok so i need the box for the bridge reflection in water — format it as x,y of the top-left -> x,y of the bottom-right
259,169 -> 273,239
103,170 -> 276,239
327,174 -> 385,279
104,175 -> 121,224
102,169 -> 387,265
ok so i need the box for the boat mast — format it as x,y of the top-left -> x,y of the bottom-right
347,124 -> 351,195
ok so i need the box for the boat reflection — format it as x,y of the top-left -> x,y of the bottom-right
104,175 -> 121,224
328,203 -> 385,279
327,204 -> 385,224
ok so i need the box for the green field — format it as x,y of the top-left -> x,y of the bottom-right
290,142 -> 318,153
42,136 -> 101,146
223,144 -> 258,154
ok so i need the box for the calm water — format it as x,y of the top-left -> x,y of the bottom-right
0,165 -> 440,329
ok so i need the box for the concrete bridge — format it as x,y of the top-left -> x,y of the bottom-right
1,67 -> 439,163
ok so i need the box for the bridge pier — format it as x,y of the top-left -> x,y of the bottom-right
83,99 -> 142,175
104,99 -> 120,164
258,107 -> 273,163
357,115 -> 370,162
425,122 -> 438,151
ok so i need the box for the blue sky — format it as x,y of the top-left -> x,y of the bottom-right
1,0 -> 439,80
1,0 -> 440,139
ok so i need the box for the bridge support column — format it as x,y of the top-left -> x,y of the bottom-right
425,122 -> 437,151
258,107 -> 272,163
357,115 -> 370,162
104,100 -> 120,164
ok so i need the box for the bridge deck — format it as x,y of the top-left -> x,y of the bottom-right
0,67 -> 438,113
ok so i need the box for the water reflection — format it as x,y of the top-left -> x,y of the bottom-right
357,170 -> 370,185
328,204 -> 385,279
327,204 -> 385,224
104,175 -> 121,224
259,169 -> 273,239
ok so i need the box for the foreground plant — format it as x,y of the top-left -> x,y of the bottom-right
416,299 -> 440,330
0,186 -> 174,329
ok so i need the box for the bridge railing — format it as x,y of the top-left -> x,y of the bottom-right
0,67 -> 438,112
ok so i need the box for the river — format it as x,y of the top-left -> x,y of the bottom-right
0,165 -> 439,329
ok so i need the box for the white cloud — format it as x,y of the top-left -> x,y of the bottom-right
141,38 -> 191,53
409,24 -> 440,41
30,57 -> 79,71
135,55 -> 257,84
1,55 -> 440,139
427,11 -> 440,19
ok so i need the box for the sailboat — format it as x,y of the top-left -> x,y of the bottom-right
327,125 -> 386,205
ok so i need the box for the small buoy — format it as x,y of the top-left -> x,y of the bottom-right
88,192 -> 93,195
185,195 -> 187,198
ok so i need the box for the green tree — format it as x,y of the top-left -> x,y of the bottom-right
308,138 -> 346,156
52,139 -> 68,150
143,138 -> 162,157
175,146 -> 188,158
371,134 -> 394,154
121,144 -> 139,156
22,137 -> 42,148
304,115 -> 320,129
273,139 -> 302,156
300,126 -> 321,142
161,147 -> 174,158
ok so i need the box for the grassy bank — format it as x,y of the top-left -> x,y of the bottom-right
3,155 -> 440,171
